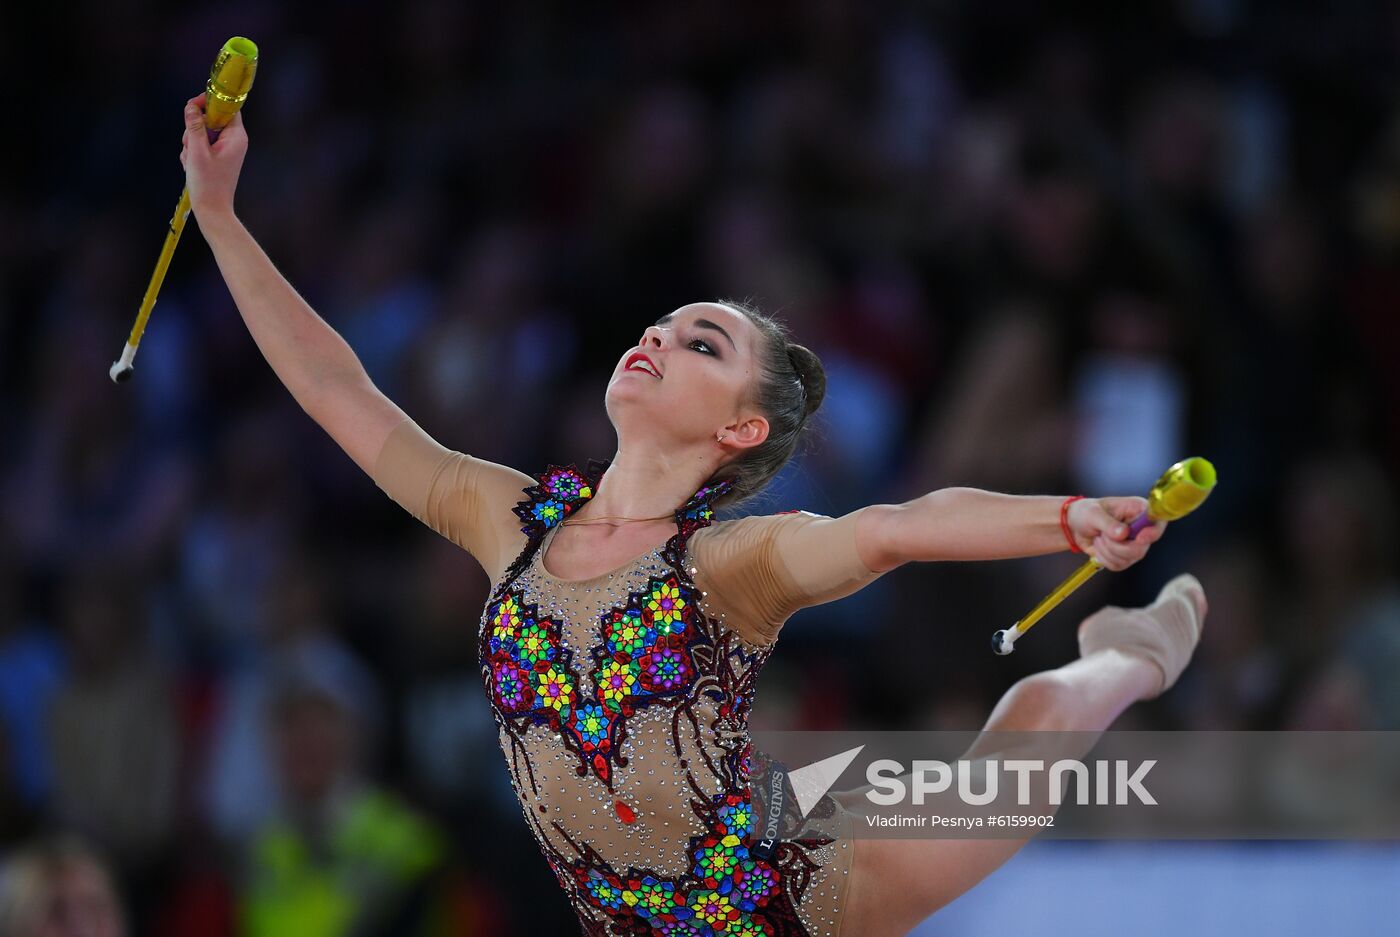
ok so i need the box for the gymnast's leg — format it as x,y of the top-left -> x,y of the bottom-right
839,573 -> 1208,937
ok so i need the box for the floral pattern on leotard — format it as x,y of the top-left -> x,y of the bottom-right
487,483 -> 719,784
553,782 -> 832,936
481,460 -> 838,936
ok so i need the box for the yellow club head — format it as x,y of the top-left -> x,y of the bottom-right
205,37 -> 258,131
1146,457 -> 1217,522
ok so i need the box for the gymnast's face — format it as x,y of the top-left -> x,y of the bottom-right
606,302 -> 769,456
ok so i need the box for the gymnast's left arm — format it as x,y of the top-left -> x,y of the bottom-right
705,493 -> 1164,636
861,488 -> 1167,573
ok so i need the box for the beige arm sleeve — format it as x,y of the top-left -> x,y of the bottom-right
691,510 -> 885,647
370,417 -> 534,583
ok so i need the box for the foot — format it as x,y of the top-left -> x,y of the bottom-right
1077,573 -> 1208,699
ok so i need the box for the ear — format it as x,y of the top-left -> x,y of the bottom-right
719,415 -> 769,452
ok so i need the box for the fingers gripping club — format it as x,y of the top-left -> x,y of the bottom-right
992,458 -> 1217,655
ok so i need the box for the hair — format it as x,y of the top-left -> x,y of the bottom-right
709,299 -> 827,509
0,835 -> 124,937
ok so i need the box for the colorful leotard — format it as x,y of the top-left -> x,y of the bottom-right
372,417 -> 885,936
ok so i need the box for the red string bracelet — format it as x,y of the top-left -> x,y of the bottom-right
1060,495 -> 1086,553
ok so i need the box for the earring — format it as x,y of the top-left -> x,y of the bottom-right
716,432 -> 726,443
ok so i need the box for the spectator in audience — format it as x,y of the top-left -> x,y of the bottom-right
239,677 -> 444,937
0,835 -> 126,937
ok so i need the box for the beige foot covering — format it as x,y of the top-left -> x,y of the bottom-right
1077,573 -> 1207,699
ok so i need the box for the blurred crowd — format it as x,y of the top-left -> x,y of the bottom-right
3,1 -> 1399,934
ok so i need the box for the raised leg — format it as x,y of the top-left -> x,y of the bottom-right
838,574 -> 1207,937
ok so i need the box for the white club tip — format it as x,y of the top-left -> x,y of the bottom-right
992,629 -> 1018,655
110,343 -> 138,383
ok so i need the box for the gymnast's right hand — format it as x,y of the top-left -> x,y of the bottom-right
180,92 -> 248,224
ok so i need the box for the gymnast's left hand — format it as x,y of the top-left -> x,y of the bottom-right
1065,496 -> 1166,571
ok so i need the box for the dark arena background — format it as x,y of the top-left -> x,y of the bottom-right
4,2 -> 1399,935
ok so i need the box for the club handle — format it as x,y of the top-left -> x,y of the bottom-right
110,38 -> 256,384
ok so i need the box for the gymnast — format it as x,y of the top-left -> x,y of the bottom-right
179,93 -> 1205,936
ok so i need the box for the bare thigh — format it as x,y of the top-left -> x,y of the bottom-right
834,658 -> 1151,933
842,832 -> 1032,936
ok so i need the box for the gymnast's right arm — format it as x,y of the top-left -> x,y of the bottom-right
179,94 -> 531,577
179,93 -> 402,474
